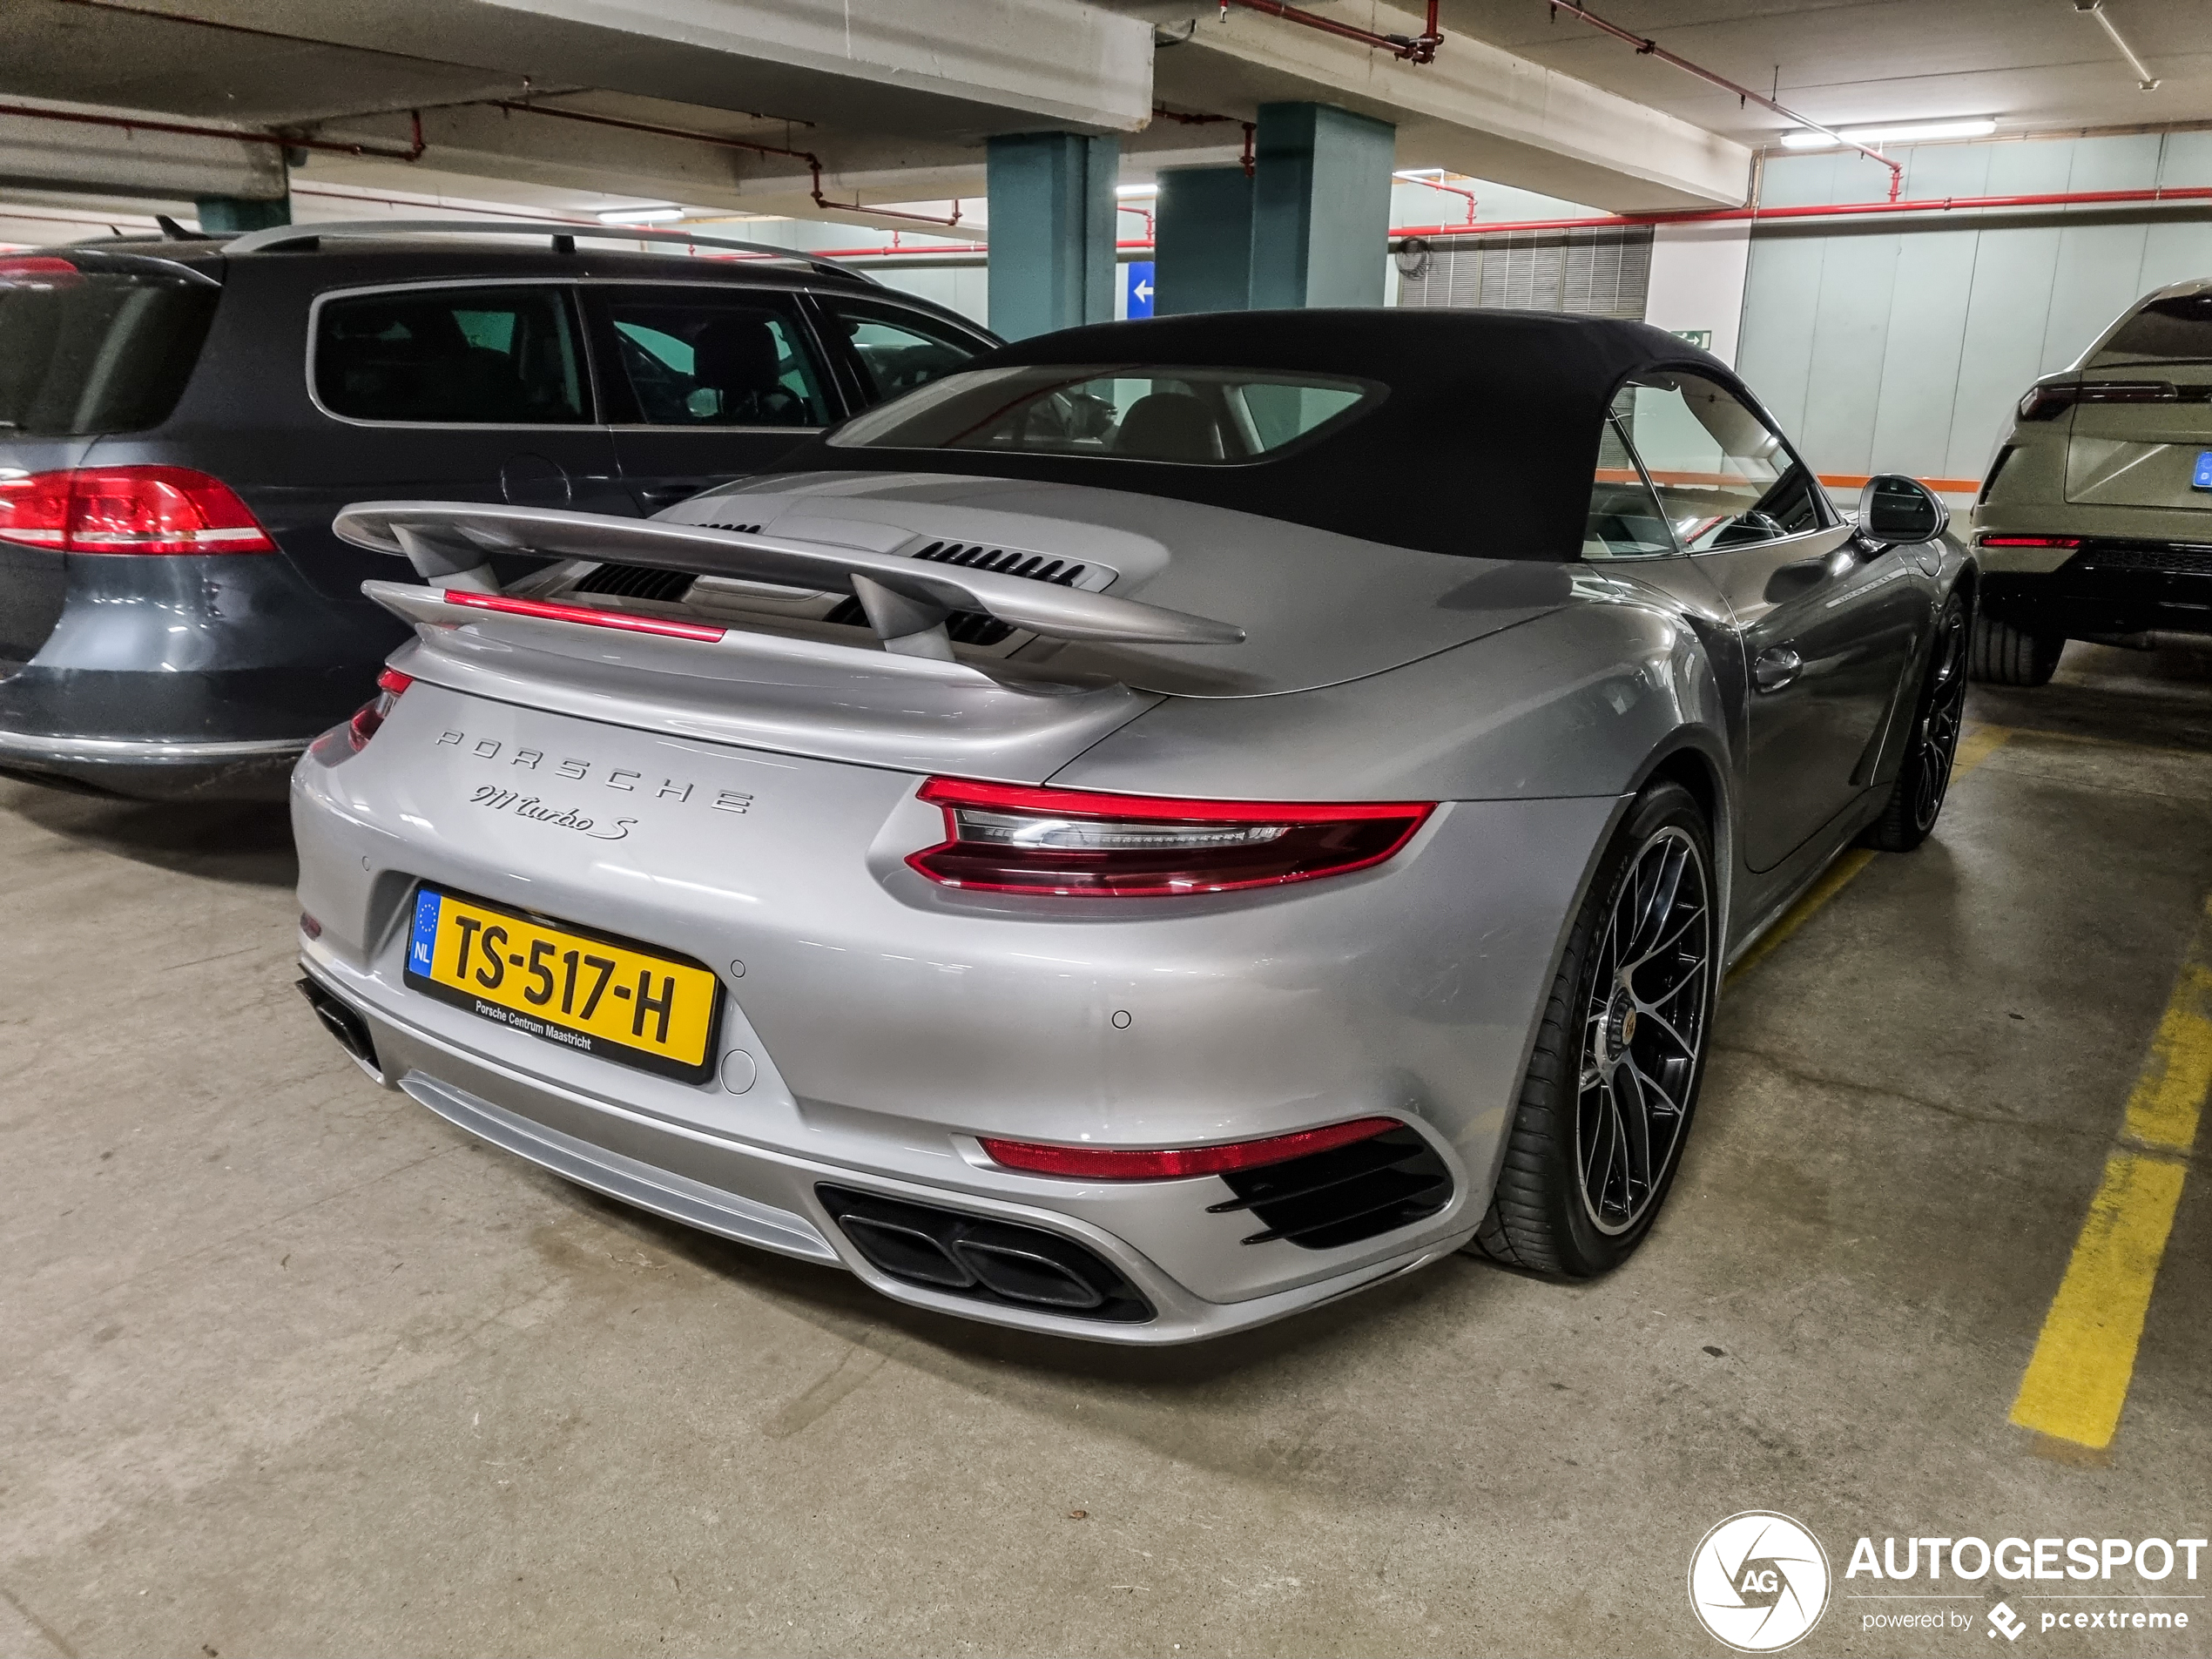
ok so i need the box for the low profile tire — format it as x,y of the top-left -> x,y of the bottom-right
1471,780 -> 1716,1278
1861,591 -> 1969,853
1967,610 -> 2062,686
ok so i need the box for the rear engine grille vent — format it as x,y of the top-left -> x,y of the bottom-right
1211,1125 -> 1453,1251
823,541 -> 1091,647
816,1185 -> 1152,1322
571,563 -> 699,603
2077,543 -> 2212,577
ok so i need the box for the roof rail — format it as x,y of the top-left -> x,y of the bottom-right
221,218 -> 878,285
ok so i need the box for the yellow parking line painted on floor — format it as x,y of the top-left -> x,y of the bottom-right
1724,725 -> 2015,987
2010,893 -> 2212,1450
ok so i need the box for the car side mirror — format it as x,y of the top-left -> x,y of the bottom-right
1858,474 -> 1949,547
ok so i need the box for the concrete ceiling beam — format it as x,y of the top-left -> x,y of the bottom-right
1134,1 -> 1752,210
0,96 -> 287,201
107,0 -> 1156,139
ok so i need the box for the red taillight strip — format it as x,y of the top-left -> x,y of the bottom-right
979,1116 -> 1403,1179
1979,536 -> 2083,548
918,776 -> 1425,823
441,589 -> 727,642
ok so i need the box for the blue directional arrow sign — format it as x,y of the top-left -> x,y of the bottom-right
1125,260 -> 1155,319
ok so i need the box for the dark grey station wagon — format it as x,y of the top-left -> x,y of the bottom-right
0,221 -> 995,799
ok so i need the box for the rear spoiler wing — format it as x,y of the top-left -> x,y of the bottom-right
334,502 -> 1244,658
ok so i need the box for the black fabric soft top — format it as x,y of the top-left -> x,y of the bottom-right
766,308 -> 1737,562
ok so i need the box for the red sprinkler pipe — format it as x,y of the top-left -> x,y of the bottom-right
1386,181 -> 2212,241
1541,0 -> 1903,201
0,100 -> 426,164
488,101 -> 966,229
1397,172 -> 1477,226
1219,0 -> 1443,64
1153,104 -> 1259,178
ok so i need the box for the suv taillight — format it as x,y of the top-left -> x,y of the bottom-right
907,778 -> 1433,897
346,668 -> 414,751
0,466 -> 276,555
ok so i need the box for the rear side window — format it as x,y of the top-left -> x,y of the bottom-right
1583,416 -> 1676,558
819,297 -> 988,405
2094,292 -> 2212,365
315,286 -> 587,424
592,290 -> 828,427
0,258 -> 219,436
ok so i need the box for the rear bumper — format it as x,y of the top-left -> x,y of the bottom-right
0,725 -> 306,799
1979,541 -> 2212,639
0,549 -> 405,798
301,953 -> 1471,1345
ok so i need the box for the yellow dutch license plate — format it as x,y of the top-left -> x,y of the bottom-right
404,886 -> 721,1082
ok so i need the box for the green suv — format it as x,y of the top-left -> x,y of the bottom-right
1973,277 -> 2212,684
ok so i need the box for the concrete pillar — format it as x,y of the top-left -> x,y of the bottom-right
196,195 -> 290,233
985,132 -> 1118,340
1248,102 -> 1395,310
1154,165 -> 1253,317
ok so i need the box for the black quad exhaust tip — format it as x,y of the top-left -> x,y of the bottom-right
296,977 -> 381,1075
816,1185 -> 1152,1323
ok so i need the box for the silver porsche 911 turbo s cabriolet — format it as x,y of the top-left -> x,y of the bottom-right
291,309 -> 1972,1344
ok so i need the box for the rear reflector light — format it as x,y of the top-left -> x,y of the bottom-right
346,666 -> 413,752
442,588 -> 728,642
979,1117 -> 1404,1180
907,778 -> 1433,896
1979,535 -> 2083,549
0,466 -> 276,555
2019,381 -> 2180,421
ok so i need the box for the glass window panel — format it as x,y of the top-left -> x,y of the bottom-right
314,287 -> 585,424
599,293 -> 828,427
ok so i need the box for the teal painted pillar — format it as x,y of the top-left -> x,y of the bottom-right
196,195 -> 290,233
1154,165 -> 1253,316
985,132 -> 1118,340
1248,102 -> 1395,309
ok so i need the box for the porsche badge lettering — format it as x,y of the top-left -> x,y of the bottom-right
437,730 -> 756,816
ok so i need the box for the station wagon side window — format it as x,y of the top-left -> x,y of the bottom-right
1613,371 -> 1831,550
1582,414 -> 1678,559
818,296 -> 991,406
314,286 -> 588,424
587,288 -> 830,428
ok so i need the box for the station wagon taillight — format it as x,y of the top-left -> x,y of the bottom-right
907,778 -> 1433,897
0,466 -> 276,555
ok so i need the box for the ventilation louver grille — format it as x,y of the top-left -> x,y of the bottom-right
1210,1124 -> 1452,1250
822,540 -> 1091,646
570,525 -> 763,604
1397,226 -> 1653,319
816,1185 -> 1152,1322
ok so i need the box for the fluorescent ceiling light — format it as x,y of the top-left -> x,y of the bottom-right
1781,118 -> 1997,150
597,206 -> 683,224
1115,184 -> 1157,197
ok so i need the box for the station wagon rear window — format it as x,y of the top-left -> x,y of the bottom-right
828,365 -> 1380,465
315,287 -> 587,423
0,257 -> 219,436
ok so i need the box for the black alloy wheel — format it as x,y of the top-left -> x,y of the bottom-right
1474,780 -> 1716,1277
1864,591 -> 1969,853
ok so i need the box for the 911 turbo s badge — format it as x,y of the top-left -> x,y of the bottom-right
435,729 -> 756,818
467,784 -> 633,840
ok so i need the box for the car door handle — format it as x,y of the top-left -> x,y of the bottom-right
1752,646 -> 1803,692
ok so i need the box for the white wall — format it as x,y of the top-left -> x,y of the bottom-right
1736,131 -> 2212,484
1643,221 -> 1750,367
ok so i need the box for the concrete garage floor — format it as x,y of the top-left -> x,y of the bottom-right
3,641 -> 2209,1659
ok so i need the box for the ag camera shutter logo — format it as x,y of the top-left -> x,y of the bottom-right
1689,1512 -> 1832,1651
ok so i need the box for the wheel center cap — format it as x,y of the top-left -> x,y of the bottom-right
1602,991 -> 1638,1059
